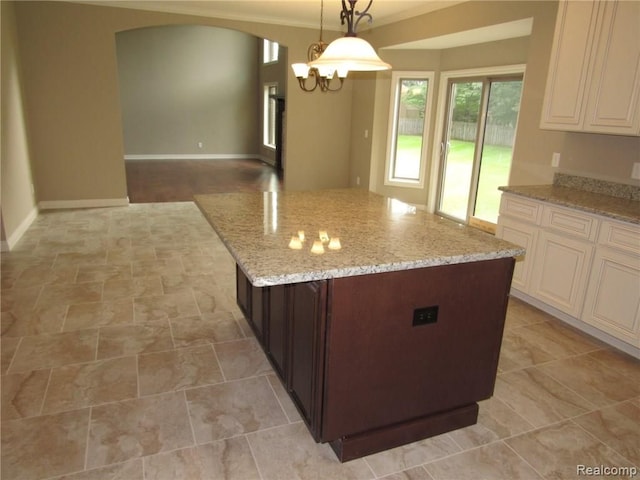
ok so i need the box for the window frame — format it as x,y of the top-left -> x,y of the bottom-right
263,39 -> 279,64
384,71 -> 435,190
263,83 -> 278,149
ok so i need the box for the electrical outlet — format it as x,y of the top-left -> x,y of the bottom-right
364,129 -> 369,139
632,162 -> 640,180
356,176 -> 360,186
551,152 -> 561,167
197,142 -> 203,149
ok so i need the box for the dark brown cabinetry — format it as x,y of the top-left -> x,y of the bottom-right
235,258 -> 515,462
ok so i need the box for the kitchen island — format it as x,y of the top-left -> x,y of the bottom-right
195,189 -> 523,462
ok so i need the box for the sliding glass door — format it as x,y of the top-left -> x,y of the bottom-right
437,76 -> 523,229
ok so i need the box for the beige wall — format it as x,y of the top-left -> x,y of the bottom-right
356,0 -> 639,207
6,0 -> 639,233
1,1 -> 37,249
12,0 -> 353,206
116,25 -> 259,156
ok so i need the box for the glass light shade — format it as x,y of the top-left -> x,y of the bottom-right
319,230 -> 330,243
317,66 -> 335,79
291,63 -> 311,78
308,36 -> 391,72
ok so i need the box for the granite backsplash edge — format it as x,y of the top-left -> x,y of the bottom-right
554,173 -> 640,201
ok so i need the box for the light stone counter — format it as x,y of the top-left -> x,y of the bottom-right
195,189 -> 524,287
498,184 -> 639,224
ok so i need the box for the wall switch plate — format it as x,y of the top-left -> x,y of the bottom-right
551,152 -> 561,167
632,162 -> 640,180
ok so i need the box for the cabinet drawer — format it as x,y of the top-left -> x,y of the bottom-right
499,194 -> 542,224
598,220 -> 640,255
542,204 -> 599,241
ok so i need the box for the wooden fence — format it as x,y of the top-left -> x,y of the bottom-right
399,119 -> 515,147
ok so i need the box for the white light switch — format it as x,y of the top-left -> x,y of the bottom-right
551,152 -> 561,168
632,162 -> 640,180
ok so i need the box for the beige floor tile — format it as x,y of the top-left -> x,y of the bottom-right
0,336 -> 20,373
138,344 -> 223,396
266,373 -> 302,423
1,285 -> 42,312
586,349 -> 640,383
506,420 -> 634,479
37,281 -> 103,306
193,289 -> 238,316
504,298 -> 549,329
448,396 -> 535,450
12,264 -> 78,288
494,367 -> 595,427
64,298 -> 134,331
364,433 -> 460,477
247,422 -> 374,480
1,303 -> 68,337
186,377 -> 288,443
97,322 -> 173,359
378,466 -> 434,480
170,313 -> 243,347
75,263 -> 132,283
87,392 -> 193,469
517,320 -> 604,358
1,408 -> 90,479
106,245 -> 156,264
2,369 -> 50,420
498,328 -> 556,372
52,458 -> 144,480
133,291 -> 200,322
539,354 -> 640,407
102,275 -> 163,301
214,338 -> 272,380
54,251 -> 108,267
131,258 -> 183,277
161,272 -> 220,295
573,400 -> 640,465
42,356 -> 138,414
425,441 -> 542,480
143,437 -> 261,480
8,329 -> 99,373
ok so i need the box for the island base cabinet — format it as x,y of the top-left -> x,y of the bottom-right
235,258 -> 515,461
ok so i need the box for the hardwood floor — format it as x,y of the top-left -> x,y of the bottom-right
125,158 -> 281,203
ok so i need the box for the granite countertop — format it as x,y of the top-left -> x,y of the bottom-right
498,184 -> 640,224
195,189 -> 524,286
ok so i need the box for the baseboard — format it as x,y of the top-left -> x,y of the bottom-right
2,206 -> 39,252
510,289 -> 640,359
38,197 -> 129,210
125,154 -> 264,161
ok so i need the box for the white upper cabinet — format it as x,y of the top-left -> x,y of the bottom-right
541,0 -> 640,136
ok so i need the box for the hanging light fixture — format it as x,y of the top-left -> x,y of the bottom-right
292,0 -> 391,93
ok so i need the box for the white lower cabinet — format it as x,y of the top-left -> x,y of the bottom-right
530,230 -> 594,318
495,217 -> 538,292
497,193 -> 639,356
582,248 -> 640,347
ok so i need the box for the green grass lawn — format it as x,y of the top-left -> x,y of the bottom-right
397,136 -> 512,223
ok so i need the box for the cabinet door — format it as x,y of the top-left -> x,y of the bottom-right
496,216 -> 538,293
531,230 -> 594,317
583,0 -> 640,135
266,284 -> 287,377
583,248 -> 640,347
540,0 -> 601,130
288,280 -> 327,438
251,285 -> 264,341
236,265 -> 251,318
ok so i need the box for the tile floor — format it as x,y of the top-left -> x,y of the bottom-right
1,202 -> 639,480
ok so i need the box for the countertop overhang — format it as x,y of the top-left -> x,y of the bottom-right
195,189 -> 524,286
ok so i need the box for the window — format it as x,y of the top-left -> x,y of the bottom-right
385,71 -> 435,188
435,70 -> 524,230
263,83 -> 278,149
263,39 -> 279,64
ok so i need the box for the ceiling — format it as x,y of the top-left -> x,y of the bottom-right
78,0 -> 532,49
80,1 -> 464,31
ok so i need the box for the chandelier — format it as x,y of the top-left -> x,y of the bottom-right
291,0 -> 391,93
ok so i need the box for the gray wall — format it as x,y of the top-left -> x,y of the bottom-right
116,25 -> 259,156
